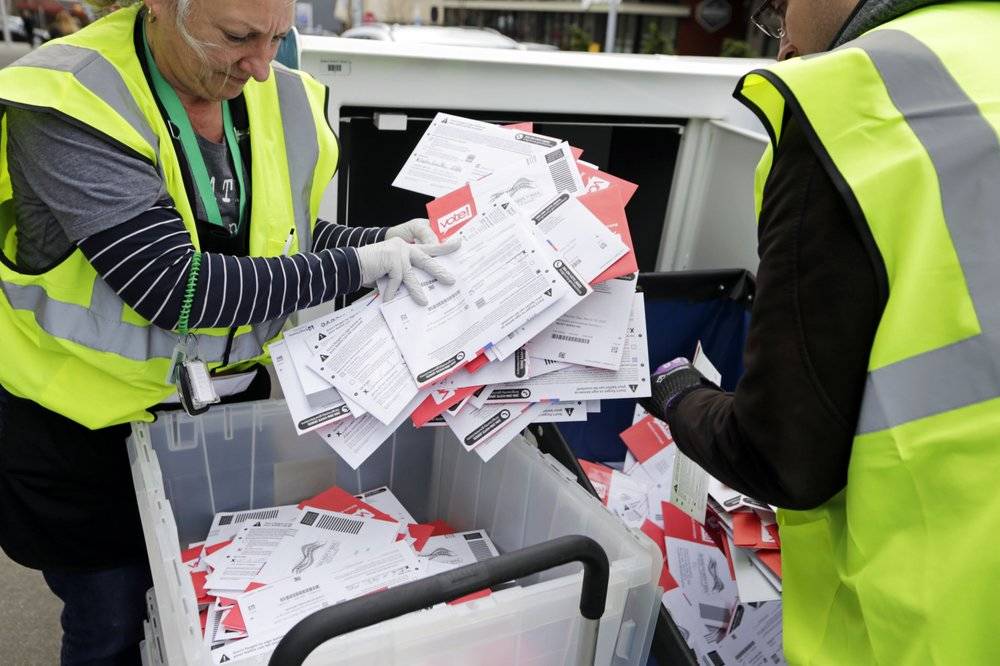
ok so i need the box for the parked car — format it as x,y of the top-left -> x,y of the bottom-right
341,23 -> 522,50
3,15 -> 27,40
3,15 -> 48,45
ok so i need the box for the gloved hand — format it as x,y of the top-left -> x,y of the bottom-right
640,357 -> 715,420
385,218 -> 439,245
356,236 -> 461,306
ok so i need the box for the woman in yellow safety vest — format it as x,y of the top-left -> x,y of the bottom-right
0,0 -> 457,662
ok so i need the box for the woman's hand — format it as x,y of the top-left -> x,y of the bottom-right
384,218 -> 439,245
356,237 -> 461,305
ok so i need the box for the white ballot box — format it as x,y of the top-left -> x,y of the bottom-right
129,400 -> 660,665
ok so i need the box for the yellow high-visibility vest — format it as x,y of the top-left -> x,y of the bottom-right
738,3 -> 1000,663
0,4 -> 339,428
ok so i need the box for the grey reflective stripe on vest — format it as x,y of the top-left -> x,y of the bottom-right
273,64 -> 318,251
851,30 -> 1000,434
2,275 -> 284,365
13,44 -> 159,155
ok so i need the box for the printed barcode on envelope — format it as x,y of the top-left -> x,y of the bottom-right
314,514 -> 365,535
232,509 -> 280,523
467,538 -> 495,562
548,156 -> 577,193
552,333 -> 589,345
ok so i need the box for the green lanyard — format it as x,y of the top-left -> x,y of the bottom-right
142,23 -> 247,234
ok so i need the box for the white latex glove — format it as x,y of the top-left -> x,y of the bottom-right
384,218 -> 439,245
356,236 -> 461,306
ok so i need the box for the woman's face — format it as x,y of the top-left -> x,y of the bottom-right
146,0 -> 294,102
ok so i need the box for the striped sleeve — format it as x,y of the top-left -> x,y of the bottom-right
312,220 -> 387,251
77,206 -> 364,331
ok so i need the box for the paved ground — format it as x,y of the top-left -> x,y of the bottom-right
0,41 -> 31,68
0,551 -> 62,663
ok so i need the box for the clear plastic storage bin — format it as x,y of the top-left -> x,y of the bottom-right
129,399 -> 661,665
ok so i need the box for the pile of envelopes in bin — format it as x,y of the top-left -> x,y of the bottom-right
580,352 -> 786,666
182,485 -> 506,664
270,113 -> 652,467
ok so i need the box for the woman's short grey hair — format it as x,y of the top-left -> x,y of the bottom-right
87,1 -> 206,61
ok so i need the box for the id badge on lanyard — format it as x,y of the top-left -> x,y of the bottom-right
144,22 -> 242,414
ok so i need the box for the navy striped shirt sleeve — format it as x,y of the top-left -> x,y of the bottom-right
312,220 -> 387,251
77,206 -> 365,330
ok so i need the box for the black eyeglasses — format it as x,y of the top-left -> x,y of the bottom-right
751,0 -> 787,40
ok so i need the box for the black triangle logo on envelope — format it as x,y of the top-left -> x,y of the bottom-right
629,384 -> 638,392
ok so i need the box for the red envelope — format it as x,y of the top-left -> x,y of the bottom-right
466,353 -> 491,373
577,162 -> 638,204
733,511 -> 763,549
733,511 -> 781,551
427,519 -> 457,536
662,501 -> 715,546
448,588 -> 492,605
620,416 -> 674,464
579,186 -> 638,284
190,571 -> 214,604
221,605 -> 246,633
181,545 -> 202,565
641,518 -> 667,559
427,184 -> 477,241
299,486 -> 396,523
756,549 -> 782,578
579,459 -> 614,504
407,523 -> 436,552
411,385 -> 483,427
717,529 -> 738,580
503,122 -> 534,132
204,539 -> 232,557
659,563 -> 679,592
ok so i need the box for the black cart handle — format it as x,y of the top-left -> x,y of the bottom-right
268,534 -> 610,666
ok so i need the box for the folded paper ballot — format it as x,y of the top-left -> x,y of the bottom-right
271,113 -> 646,469
184,486 -> 502,664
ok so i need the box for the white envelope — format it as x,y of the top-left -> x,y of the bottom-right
251,508 -> 400,586
529,275 -> 637,370
270,341 -> 351,435
379,207 -> 572,387
311,297 -> 419,425
483,292 -> 651,403
317,391 -> 428,469
393,113 -> 566,197
530,401 -> 588,422
237,542 -> 421,639
524,193 -> 628,284
354,486 -> 416,525
443,401 -> 534,452
435,348 -> 531,390
417,530 -> 500,576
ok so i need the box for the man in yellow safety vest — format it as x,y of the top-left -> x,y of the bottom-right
645,1 -> 1000,663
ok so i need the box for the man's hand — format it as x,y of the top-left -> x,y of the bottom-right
641,357 -> 713,420
385,218 -> 439,245
356,237 -> 461,306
